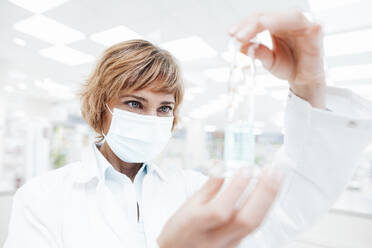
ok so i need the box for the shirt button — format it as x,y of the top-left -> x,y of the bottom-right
347,120 -> 358,128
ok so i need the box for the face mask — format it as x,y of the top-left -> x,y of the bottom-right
103,104 -> 174,163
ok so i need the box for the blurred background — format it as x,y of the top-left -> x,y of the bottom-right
1,0 -> 372,247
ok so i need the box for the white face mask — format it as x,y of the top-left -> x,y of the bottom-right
103,104 -> 174,163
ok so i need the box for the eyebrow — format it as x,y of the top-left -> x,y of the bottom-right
121,94 -> 148,102
121,95 -> 175,105
160,101 -> 175,105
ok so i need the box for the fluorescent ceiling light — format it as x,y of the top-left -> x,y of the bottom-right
204,67 -> 230,83
328,63 -> 372,81
161,36 -> 218,61
204,68 -> 287,88
14,110 -> 25,118
90,26 -> 142,47
35,78 -> 74,99
13,14 -> 85,44
8,0 -> 69,13
8,70 -> 27,80
4,85 -> 15,93
308,0 -> 360,12
40,45 -> 94,65
18,83 -> 27,90
204,67 -> 245,83
186,86 -> 204,94
324,28 -> 372,57
13,37 -> 26,46
8,0 -> 70,13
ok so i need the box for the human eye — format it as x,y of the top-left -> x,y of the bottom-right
158,106 -> 173,113
125,101 -> 142,109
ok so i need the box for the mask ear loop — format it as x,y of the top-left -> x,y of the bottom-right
102,103 -> 113,139
105,103 -> 113,115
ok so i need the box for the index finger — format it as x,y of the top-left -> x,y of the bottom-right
236,167 -> 283,233
229,10 -> 313,43
209,167 -> 253,215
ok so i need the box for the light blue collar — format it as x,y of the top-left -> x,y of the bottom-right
73,143 -> 167,184
94,143 -> 148,183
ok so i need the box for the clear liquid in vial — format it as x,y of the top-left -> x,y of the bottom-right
223,122 -> 255,177
222,38 -> 258,177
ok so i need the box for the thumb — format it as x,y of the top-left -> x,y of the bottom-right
303,23 -> 324,53
241,42 -> 274,71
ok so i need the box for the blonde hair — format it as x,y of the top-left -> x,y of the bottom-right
80,39 -> 184,142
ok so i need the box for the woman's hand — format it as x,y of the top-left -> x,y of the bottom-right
230,11 -> 326,109
157,168 -> 282,248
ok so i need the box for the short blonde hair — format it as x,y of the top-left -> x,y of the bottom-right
80,39 -> 184,141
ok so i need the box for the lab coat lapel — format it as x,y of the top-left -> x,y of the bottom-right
95,180 -> 132,244
75,145 -> 133,244
142,168 -> 187,245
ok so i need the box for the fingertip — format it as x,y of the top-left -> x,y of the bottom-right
306,23 -> 323,36
235,167 -> 253,180
241,43 -> 273,70
228,30 -> 236,38
229,24 -> 239,35
261,165 -> 284,187
196,176 -> 225,203
312,24 -> 321,31
208,176 -> 225,186
211,177 -> 226,191
236,30 -> 250,41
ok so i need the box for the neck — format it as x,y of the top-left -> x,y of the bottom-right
99,142 -> 142,182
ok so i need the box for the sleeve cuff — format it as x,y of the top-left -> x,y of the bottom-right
284,86 -> 372,161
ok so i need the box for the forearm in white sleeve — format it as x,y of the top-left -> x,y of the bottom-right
3,187 -> 59,248
239,86 -> 372,248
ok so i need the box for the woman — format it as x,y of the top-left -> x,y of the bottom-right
5,11 -> 372,248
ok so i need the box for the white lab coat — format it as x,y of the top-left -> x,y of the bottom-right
4,87 -> 372,248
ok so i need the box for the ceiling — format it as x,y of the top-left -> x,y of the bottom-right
1,0 -> 372,132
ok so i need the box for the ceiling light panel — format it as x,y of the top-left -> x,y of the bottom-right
308,0 -> 360,12
13,37 -> 26,46
204,67 -> 229,83
161,36 -> 218,61
328,63 -> 372,82
90,26 -> 142,47
8,0 -> 70,13
39,45 -> 94,65
13,15 -> 85,44
324,28 -> 372,57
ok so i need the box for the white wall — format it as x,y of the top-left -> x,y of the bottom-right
0,193 -> 13,247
